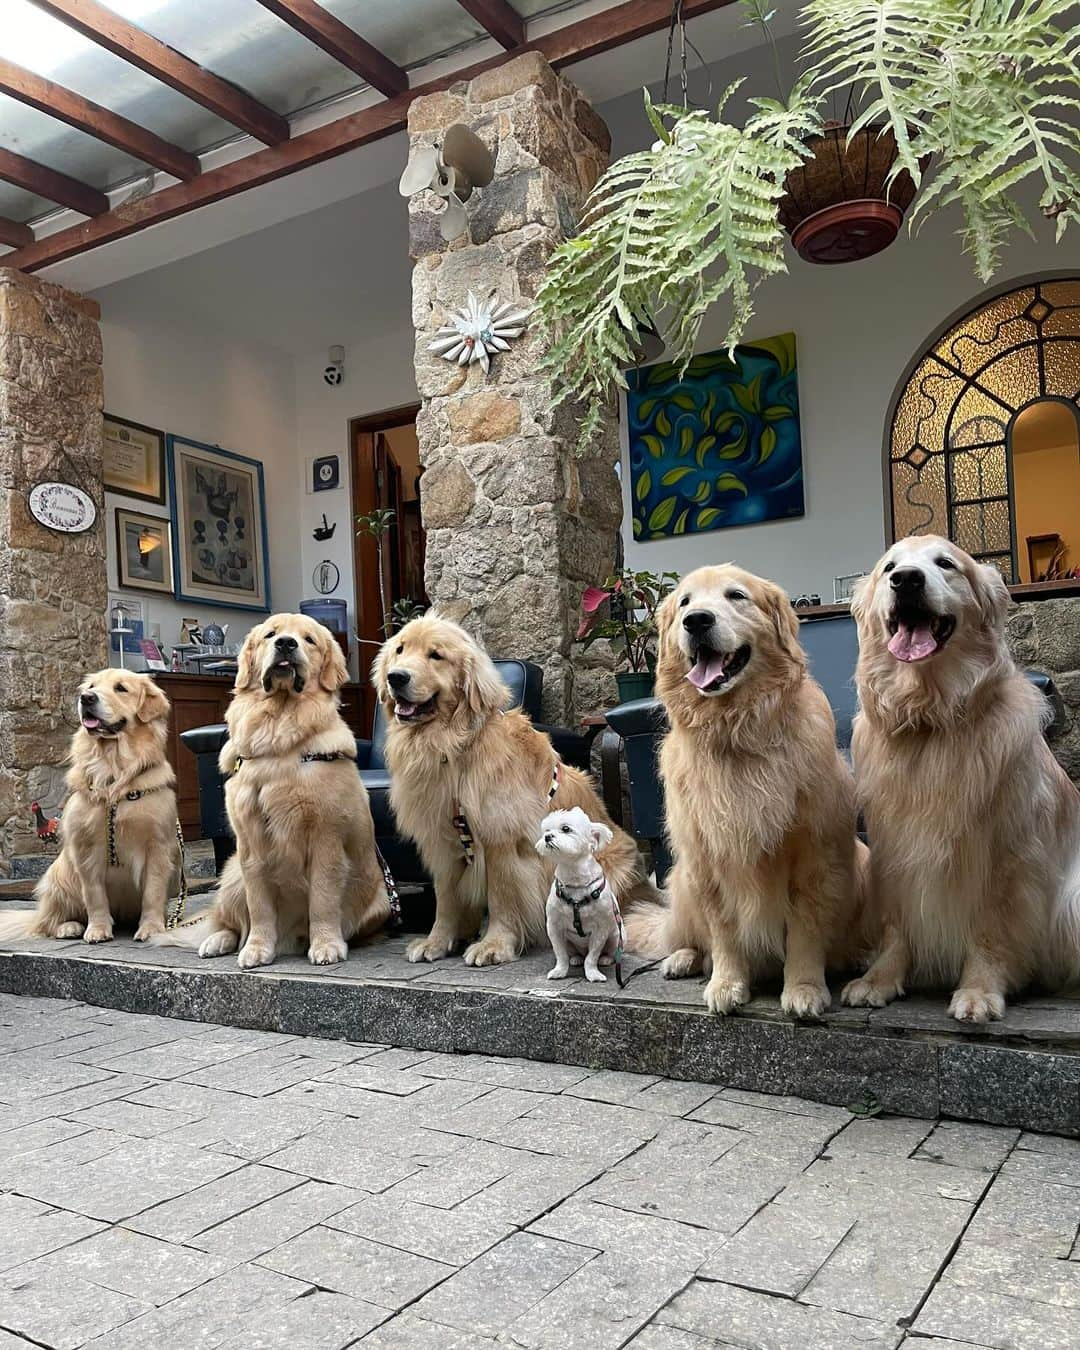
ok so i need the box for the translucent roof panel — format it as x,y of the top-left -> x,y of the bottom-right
0,0 -> 593,228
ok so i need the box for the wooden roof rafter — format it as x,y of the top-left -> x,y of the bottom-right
253,0 -> 408,98
456,0 -> 526,50
0,145 -> 109,218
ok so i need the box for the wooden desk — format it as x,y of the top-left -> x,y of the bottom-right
152,673 -> 368,839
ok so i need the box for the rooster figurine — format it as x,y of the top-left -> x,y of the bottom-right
31,802 -> 60,844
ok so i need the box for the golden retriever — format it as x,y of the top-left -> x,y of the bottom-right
159,614 -> 389,968
0,670 -> 179,944
371,614 -> 659,966
627,566 -> 868,1017
843,535 -> 1080,1022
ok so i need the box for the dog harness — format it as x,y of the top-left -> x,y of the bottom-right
453,760 -> 561,866
553,870 -> 626,988
229,748 -> 401,926
105,786 -> 188,929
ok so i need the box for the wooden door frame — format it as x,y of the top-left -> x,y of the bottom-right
349,403 -> 420,713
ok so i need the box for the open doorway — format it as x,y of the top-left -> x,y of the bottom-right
351,404 -> 425,720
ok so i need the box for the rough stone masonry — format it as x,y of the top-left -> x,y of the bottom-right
0,267 -> 107,876
407,53 -> 622,724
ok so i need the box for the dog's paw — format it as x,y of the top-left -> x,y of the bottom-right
199,929 -> 239,959
569,955 -> 584,967
406,934 -> 455,964
841,975 -> 904,1009
463,936 -> 518,967
949,987 -> 1005,1023
236,939 -> 275,969
547,965 -> 570,980
308,936 -> 348,966
662,948 -> 703,980
83,922 -> 113,944
54,922 -> 84,939
133,919 -> 165,943
703,975 -> 750,1015
585,967 -> 607,983
781,981 -> 830,1019
599,954 -> 614,966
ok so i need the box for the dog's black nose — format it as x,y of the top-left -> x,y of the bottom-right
889,567 -> 925,593
682,609 -> 715,635
79,692 -> 96,706
274,635 -> 298,652
387,669 -> 410,692
544,833 -> 554,843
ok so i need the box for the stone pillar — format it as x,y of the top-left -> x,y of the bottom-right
1007,598 -> 1080,785
408,53 -> 622,724
0,268 -> 106,877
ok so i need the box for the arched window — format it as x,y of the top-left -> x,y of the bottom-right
887,277 -> 1080,582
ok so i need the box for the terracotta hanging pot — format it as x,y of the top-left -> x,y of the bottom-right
778,123 -> 920,264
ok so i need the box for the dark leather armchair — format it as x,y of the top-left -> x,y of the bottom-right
179,659 -> 593,896
604,612 -> 1066,888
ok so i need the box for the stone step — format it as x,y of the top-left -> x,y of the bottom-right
0,930 -> 1076,1138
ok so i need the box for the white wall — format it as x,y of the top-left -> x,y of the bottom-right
95,279 -> 301,664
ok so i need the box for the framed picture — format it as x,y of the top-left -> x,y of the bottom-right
167,433 -> 270,612
311,454 -> 340,493
103,415 -> 166,504
627,333 -> 804,541
114,508 -> 173,594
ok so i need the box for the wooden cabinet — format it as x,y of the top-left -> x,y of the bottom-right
153,673 -> 370,840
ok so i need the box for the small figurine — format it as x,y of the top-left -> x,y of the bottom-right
31,801 -> 60,844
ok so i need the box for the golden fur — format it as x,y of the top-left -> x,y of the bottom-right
158,614 -> 388,968
843,535 -> 1080,1022
372,614 -> 659,966
0,670 -> 179,944
627,566 -> 868,1016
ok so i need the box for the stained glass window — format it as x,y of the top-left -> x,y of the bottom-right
888,278 -> 1080,581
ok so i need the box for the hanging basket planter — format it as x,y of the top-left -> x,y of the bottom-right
778,124 -> 920,265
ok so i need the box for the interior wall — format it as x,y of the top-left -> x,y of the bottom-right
1012,402 -> 1080,581
95,279 -> 300,661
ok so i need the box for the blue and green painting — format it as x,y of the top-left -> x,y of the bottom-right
627,332 -> 804,540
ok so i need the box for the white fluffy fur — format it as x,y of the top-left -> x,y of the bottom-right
537,807 -> 619,982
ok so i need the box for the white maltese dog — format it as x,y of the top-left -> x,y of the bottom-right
536,806 -> 623,983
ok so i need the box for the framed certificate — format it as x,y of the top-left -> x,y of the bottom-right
103,415 -> 166,504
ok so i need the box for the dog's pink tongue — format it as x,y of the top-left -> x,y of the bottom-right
686,653 -> 727,690
81,716 -> 101,729
888,622 -> 937,663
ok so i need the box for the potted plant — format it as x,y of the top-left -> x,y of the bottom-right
576,568 -> 680,702
536,0 -> 1079,448
356,507 -> 396,638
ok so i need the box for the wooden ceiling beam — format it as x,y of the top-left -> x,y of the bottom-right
456,0 -> 525,50
7,0 -> 736,274
27,0 -> 289,146
0,57 -> 201,181
253,0 -> 408,98
0,145 -> 109,217
0,217 -> 35,249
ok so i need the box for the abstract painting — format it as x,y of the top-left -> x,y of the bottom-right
167,434 -> 270,611
627,333 -> 804,541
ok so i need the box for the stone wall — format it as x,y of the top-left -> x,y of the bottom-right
1006,596 -> 1080,785
408,53 -> 621,724
0,268 -> 106,877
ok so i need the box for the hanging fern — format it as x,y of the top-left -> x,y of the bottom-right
803,0 -> 1080,279
535,85 -> 821,449
538,0 -> 1078,448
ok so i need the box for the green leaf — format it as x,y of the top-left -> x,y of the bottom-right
715,472 -> 748,496
637,397 -> 658,419
731,374 -> 764,414
642,434 -> 664,459
661,467 -> 694,485
697,507 -> 724,529
671,393 -> 697,411
648,496 -> 677,532
679,425 -> 696,457
691,481 -> 711,503
759,425 -> 777,464
655,409 -> 672,437
673,508 -> 690,535
763,404 -> 793,422
714,411 -> 743,434
635,469 -> 652,500
743,331 -> 797,376
632,516 -> 643,539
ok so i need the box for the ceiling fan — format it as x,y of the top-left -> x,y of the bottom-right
398,124 -> 495,241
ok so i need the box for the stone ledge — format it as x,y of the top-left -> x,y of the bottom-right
0,933 -> 1076,1137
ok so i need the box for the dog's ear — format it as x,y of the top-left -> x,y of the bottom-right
849,570 -> 875,626
135,678 -> 170,724
463,641 -> 508,720
588,821 -> 613,854
974,561 -> 1010,630
318,634 -> 349,693
369,632 -> 396,712
761,582 -> 803,663
235,627 -> 262,691
654,590 -> 679,649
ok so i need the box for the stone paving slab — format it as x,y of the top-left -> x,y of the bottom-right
1,924 -> 1079,1136
0,992 -> 1075,1348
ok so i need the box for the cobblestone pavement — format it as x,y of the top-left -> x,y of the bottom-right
0,993 -> 1076,1349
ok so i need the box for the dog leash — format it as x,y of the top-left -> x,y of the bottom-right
230,749 -> 401,927
454,760 -> 561,866
105,787 -> 188,929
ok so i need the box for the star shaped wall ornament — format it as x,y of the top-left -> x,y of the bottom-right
428,291 -> 532,375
